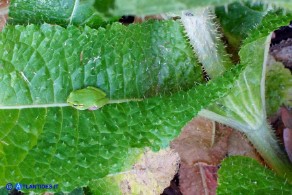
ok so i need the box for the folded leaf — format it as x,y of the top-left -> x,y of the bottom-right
200,13 -> 292,180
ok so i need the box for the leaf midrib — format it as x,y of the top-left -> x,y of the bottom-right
0,103 -> 69,109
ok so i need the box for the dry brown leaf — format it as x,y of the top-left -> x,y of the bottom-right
111,148 -> 180,195
280,106 -> 292,128
170,116 -> 267,194
284,128 -> 292,162
171,116 -> 232,165
227,130 -> 263,163
0,0 -> 9,31
170,117 -> 233,195
179,162 -> 218,195
281,107 -> 292,162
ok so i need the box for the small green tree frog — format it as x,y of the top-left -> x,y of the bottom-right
67,86 -> 142,110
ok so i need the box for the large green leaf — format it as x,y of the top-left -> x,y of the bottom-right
8,0 -> 117,28
0,20 -> 203,107
113,0 -> 292,16
8,0 -> 292,28
0,20 -> 243,192
0,67 -> 242,192
217,156 -> 292,194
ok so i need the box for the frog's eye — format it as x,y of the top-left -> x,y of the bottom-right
73,104 -> 84,108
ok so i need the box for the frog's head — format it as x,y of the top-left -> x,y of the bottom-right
67,86 -> 109,110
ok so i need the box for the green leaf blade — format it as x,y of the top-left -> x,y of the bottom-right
113,0 -> 292,16
215,2 -> 267,49
8,0 -> 292,28
217,156 -> 292,194
9,0 -> 110,28
0,20 -> 205,191
0,21 -> 203,108
0,62 -> 243,192
0,19 -> 247,192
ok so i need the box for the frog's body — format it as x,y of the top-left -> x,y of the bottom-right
67,86 -> 142,110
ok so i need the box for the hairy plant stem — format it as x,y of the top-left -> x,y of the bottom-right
200,109 -> 292,182
246,122 -> 292,182
180,8 -> 232,79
